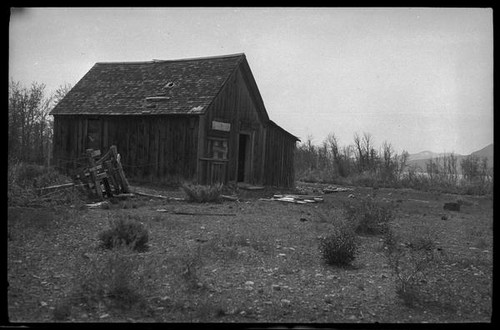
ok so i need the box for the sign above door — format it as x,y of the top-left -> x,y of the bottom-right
212,120 -> 231,132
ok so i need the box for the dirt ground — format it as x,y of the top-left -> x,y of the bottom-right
7,182 -> 493,323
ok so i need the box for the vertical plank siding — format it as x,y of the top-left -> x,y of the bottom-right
264,124 -> 297,188
53,115 -> 198,183
203,66 -> 266,185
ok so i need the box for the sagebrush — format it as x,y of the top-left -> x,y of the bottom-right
98,216 -> 149,252
181,183 -> 223,203
383,225 -> 441,307
8,161 -> 86,207
343,196 -> 394,235
319,224 -> 359,266
71,247 -> 156,312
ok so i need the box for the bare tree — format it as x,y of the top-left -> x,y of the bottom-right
341,145 -> 354,177
442,153 -> 458,184
325,132 -> 343,177
353,132 -> 363,172
9,81 -> 51,163
363,132 -> 379,172
381,141 -> 395,181
51,83 -> 72,107
426,157 -> 440,181
8,81 -> 71,165
397,151 -> 409,179
479,157 -> 490,183
318,140 -> 330,172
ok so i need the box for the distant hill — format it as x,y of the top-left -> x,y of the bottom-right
407,144 -> 493,172
408,151 -> 464,162
471,143 -> 493,162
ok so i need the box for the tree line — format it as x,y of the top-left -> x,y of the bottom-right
294,132 -> 492,193
295,132 -> 409,185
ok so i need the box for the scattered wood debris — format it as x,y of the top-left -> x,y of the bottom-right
112,193 -> 135,199
38,145 -> 131,201
133,190 -> 184,201
77,145 -> 131,200
322,185 -> 354,194
35,182 -> 79,194
221,194 -> 239,201
259,194 -> 323,204
86,201 -> 109,208
156,209 -> 236,216
239,184 -> 265,191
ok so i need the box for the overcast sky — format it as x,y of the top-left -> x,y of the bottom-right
9,7 -> 493,155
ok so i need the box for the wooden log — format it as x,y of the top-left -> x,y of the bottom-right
241,185 -> 264,190
220,194 -> 239,201
36,182 -> 75,193
156,209 -> 236,216
113,193 -> 135,199
86,201 -> 109,208
134,191 -> 169,199
173,211 -> 236,216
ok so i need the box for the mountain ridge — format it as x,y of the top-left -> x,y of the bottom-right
407,143 -> 493,171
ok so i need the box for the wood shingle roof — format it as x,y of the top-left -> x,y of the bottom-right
50,53 -> 246,116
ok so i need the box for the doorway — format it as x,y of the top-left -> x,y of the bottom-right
237,133 -> 250,182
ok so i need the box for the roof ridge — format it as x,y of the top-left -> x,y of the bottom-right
95,53 -> 246,65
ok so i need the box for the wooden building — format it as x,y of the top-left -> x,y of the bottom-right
50,53 -> 298,188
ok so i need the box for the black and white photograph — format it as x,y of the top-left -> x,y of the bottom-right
8,7 -> 493,323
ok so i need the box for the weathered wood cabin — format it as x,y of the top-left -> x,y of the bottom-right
50,53 -> 298,187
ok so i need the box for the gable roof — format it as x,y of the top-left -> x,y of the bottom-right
50,53 -> 250,116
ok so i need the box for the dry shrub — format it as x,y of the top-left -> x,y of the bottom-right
343,196 -> 394,236
71,247 -> 157,312
179,246 -> 205,291
98,216 -> 149,252
383,225 -> 441,308
181,183 -> 223,203
8,161 -> 86,207
319,224 -> 359,266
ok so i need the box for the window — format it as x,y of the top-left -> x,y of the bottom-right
208,138 -> 228,160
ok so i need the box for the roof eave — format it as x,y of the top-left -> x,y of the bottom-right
268,120 -> 300,142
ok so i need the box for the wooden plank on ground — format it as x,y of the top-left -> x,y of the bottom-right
156,209 -> 236,216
